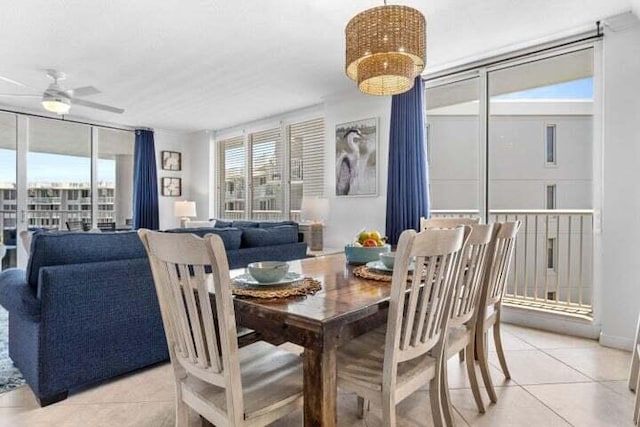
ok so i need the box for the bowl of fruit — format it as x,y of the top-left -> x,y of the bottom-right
344,230 -> 391,265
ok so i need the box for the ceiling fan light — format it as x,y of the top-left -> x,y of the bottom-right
41,96 -> 70,115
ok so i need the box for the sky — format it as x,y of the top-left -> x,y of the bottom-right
0,149 -> 115,184
494,77 -> 593,100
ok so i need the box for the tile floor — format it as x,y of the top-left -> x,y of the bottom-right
0,324 -> 634,426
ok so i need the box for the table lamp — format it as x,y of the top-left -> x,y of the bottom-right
174,201 -> 197,228
301,197 -> 329,251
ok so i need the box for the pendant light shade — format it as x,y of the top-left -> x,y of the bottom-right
345,5 -> 426,96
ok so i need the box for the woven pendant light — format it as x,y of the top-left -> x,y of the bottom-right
345,3 -> 426,96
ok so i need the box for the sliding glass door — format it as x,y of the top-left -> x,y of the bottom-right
425,44 -> 596,317
0,112 -> 17,270
426,75 -> 483,219
0,113 -> 134,269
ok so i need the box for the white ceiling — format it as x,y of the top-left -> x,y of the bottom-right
0,0 -> 632,132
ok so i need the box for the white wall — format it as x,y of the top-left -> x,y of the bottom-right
154,129 -> 191,229
323,89 -> 391,248
185,130 -> 214,221
599,17 -> 640,349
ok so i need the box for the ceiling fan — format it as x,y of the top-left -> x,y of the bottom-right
0,69 -> 124,115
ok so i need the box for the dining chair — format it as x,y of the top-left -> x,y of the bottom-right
421,217 -> 481,230
475,221 -> 521,404
336,227 -> 467,427
138,230 -> 303,427
65,220 -> 84,231
441,224 -> 494,425
97,221 -> 116,232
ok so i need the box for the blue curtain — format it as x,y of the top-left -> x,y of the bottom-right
385,77 -> 430,245
132,129 -> 160,230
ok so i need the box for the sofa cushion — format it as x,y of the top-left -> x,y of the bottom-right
258,221 -> 298,230
213,219 -> 232,228
240,225 -> 299,248
232,220 -> 259,229
26,231 -> 146,290
164,227 -> 242,251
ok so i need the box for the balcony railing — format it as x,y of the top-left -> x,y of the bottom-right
431,209 -> 594,319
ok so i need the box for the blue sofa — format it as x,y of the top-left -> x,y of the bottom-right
0,231 -> 167,406
0,222 -> 307,406
165,220 -> 308,268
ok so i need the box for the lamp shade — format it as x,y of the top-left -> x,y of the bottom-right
345,5 -> 426,96
174,201 -> 197,218
301,197 -> 329,223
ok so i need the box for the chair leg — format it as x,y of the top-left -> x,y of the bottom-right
477,331 -> 498,404
465,340 -> 485,414
458,349 -> 465,363
493,319 -> 511,380
430,359 -> 445,427
440,358 -> 456,427
635,369 -> 640,425
381,396 -> 396,427
357,396 -> 365,419
176,398 -> 190,427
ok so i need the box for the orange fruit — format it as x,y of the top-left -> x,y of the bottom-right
362,238 -> 378,247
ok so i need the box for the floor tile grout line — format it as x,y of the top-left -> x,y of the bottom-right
535,346 -> 602,382
518,384 -> 577,427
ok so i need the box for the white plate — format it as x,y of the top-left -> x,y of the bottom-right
366,260 -> 415,273
232,271 -> 304,287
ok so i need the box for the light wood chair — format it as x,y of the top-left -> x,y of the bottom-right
441,224 -> 494,425
421,217 -> 481,230
475,221 -> 521,404
336,227 -> 467,427
139,230 -> 303,427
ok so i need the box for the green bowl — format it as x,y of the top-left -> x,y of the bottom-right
247,261 -> 290,283
344,244 -> 391,265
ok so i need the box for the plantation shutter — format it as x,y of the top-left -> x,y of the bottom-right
218,136 -> 245,219
289,118 -> 325,216
249,128 -> 283,220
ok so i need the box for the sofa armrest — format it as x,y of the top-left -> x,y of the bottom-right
0,268 -> 40,321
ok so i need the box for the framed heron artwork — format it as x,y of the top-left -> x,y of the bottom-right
335,117 -> 378,197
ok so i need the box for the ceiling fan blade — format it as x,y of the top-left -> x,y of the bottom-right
73,98 -> 124,114
68,86 -> 100,97
0,75 -> 28,88
0,93 -> 41,98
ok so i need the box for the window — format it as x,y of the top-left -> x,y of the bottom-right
98,128 -> 134,225
289,118 -> 325,218
219,136 -> 246,219
251,128 -> 283,219
546,124 -> 556,165
217,117 -> 325,221
546,184 -> 556,209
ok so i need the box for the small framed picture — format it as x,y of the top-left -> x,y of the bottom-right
161,177 -> 182,197
161,151 -> 182,171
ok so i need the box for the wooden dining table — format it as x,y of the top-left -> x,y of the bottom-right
226,253 -> 394,427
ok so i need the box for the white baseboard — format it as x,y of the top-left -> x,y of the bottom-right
501,305 -> 600,340
599,333 -> 634,351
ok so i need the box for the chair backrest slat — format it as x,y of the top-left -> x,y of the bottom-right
449,224 -> 493,327
421,217 -> 481,230
483,222 -> 521,307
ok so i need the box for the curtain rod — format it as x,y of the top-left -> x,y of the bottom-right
423,21 -> 603,82
0,107 -> 147,133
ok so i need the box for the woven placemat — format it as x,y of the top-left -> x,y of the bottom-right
232,277 -> 322,299
353,265 -> 394,282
